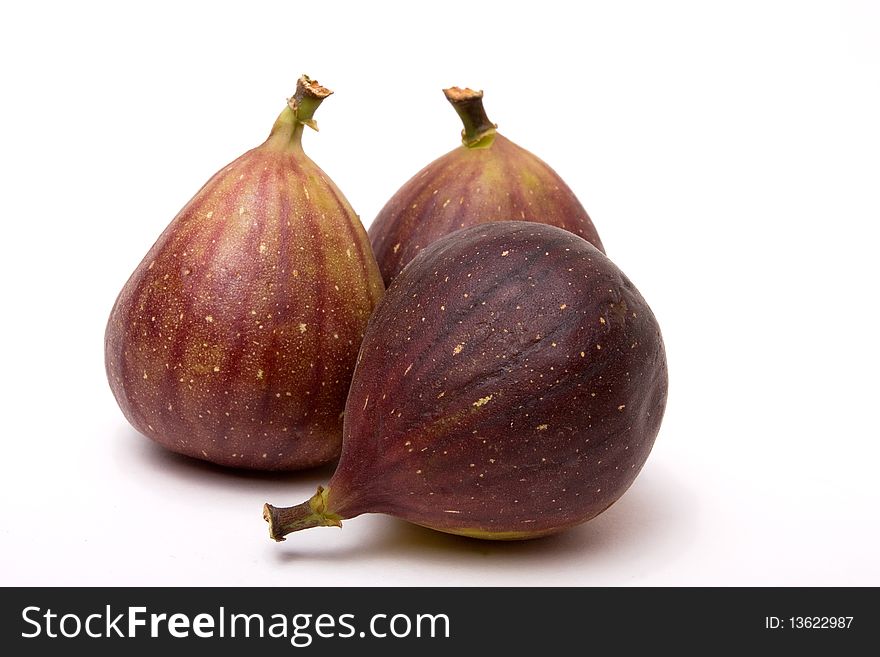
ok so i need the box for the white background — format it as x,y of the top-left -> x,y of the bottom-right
1,0 -> 878,586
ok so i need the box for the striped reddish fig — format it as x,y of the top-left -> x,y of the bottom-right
105,76 -> 384,470
368,87 -> 605,286
264,222 -> 667,541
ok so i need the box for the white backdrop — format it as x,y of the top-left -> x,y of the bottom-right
1,0 -> 878,585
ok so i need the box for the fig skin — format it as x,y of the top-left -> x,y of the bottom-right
264,221 -> 667,539
105,76 -> 384,470
368,87 -> 605,286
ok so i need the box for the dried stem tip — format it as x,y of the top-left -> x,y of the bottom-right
443,86 -> 483,104
263,486 -> 343,541
294,75 -> 333,102
287,75 -> 333,132
443,86 -> 497,148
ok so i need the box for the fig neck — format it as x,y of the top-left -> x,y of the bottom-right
266,75 -> 333,152
443,87 -> 498,149
263,486 -> 343,541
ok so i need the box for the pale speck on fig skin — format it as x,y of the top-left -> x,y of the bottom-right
472,395 -> 493,408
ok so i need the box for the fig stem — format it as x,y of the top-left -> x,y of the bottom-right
263,486 -> 342,541
267,75 -> 333,150
443,87 -> 497,148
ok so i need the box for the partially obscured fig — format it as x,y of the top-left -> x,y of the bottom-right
368,87 -> 605,285
105,76 -> 384,470
264,221 -> 666,540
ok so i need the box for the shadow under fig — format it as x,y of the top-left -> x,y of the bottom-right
117,422 -> 691,570
269,461 -> 693,569
116,424 -> 336,489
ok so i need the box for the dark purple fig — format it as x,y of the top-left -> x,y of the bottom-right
264,221 -> 667,540
368,87 -> 605,286
105,76 -> 384,470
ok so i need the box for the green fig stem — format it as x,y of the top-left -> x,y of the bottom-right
443,87 -> 497,149
263,486 -> 343,541
267,75 -> 333,151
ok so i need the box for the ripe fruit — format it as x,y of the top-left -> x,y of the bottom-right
264,221 -> 667,540
105,76 -> 384,470
368,87 -> 605,286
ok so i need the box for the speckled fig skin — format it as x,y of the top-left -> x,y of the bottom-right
105,77 -> 384,470
264,221 -> 666,540
368,87 -> 605,286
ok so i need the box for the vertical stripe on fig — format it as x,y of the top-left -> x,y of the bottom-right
273,156 -> 297,419
110,312 -> 141,431
293,163 -> 328,418
373,151 -> 460,274
529,153 -> 592,241
214,159 -> 256,230
155,161 -> 239,441
160,153 -> 256,446
213,158 -> 277,441
498,144 -> 533,225
201,160 -> 257,251
321,179 -> 381,305
439,156 -> 476,236
174,150 -> 252,219
253,162 -> 282,432
138,157 -> 240,265
398,160 -> 445,218
275,158 -> 293,308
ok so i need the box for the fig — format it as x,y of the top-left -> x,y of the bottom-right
105,76 -> 384,470
368,87 -> 605,285
264,221 -> 667,540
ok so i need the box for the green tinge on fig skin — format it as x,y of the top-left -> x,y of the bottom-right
105,75 -> 384,471
263,221 -> 667,542
368,88 -> 605,286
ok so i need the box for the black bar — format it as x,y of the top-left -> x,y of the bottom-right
1,588 -> 874,654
